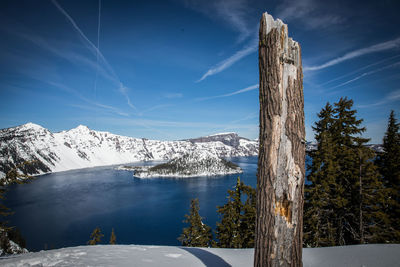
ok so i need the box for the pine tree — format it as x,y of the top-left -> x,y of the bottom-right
304,103 -> 338,247
109,228 -> 116,245
355,141 -> 389,243
377,110 -> 400,242
240,182 -> 256,248
216,177 -> 243,248
304,98 -> 388,246
330,97 -> 367,245
215,177 -> 256,248
88,227 -> 103,245
178,199 -> 213,247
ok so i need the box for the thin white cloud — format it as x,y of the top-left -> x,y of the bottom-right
137,104 -> 174,116
183,0 -> 253,43
51,0 -> 114,78
164,93 -> 183,99
93,0 -> 101,97
305,37 -> 400,71
320,54 -> 400,86
12,31 -> 116,82
328,61 -> 400,90
183,0 -> 258,82
70,103 -> 129,117
47,81 -> 129,117
358,89 -> 400,108
197,41 -> 257,82
51,0 -> 135,109
101,117 -> 256,130
118,84 -> 136,109
14,30 -> 138,112
196,84 -> 258,101
213,0 -> 252,43
213,111 -> 258,133
275,0 -> 343,30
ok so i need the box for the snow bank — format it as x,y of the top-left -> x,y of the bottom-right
1,244 -> 399,267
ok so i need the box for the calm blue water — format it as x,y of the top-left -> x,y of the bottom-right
4,157 -> 258,252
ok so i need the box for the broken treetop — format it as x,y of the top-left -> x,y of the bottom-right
261,12 -> 301,70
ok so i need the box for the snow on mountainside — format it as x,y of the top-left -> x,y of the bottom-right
0,123 -> 258,179
305,141 -> 384,153
132,150 -> 243,178
186,132 -> 256,151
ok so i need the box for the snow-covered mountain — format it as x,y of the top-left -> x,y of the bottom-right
305,141 -> 384,153
0,123 -> 258,179
132,150 -> 243,178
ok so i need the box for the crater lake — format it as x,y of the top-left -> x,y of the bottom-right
4,156 -> 259,251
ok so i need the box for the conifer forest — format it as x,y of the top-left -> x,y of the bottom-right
179,98 -> 400,248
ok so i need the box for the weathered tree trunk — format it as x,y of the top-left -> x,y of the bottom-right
359,150 -> 364,244
254,12 -> 305,267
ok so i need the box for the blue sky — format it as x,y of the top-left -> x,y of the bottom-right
0,0 -> 399,143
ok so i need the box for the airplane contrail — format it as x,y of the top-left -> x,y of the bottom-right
328,61 -> 400,90
51,0 -> 136,109
320,54 -> 400,86
94,0 -> 101,98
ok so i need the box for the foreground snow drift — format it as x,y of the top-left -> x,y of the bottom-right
1,244 -> 399,267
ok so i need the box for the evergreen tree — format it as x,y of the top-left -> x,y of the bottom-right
216,178 -> 243,248
7,227 -> 26,249
109,228 -> 116,245
178,199 -> 213,247
304,98 -> 388,246
88,227 -> 103,245
240,182 -> 256,247
332,97 -> 368,245
215,177 -> 256,248
377,110 -> 400,241
304,103 -> 338,247
355,141 -> 389,243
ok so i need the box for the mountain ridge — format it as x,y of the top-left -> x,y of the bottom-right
0,123 -> 258,179
0,123 -> 383,179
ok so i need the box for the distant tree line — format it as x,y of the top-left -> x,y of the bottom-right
179,97 -> 400,247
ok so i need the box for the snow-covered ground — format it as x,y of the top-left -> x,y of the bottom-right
1,244 -> 399,267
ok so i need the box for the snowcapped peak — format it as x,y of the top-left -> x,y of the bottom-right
76,125 -> 90,130
21,122 -> 45,130
208,132 -> 237,137
69,125 -> 90,132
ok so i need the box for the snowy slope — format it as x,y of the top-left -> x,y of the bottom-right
133,150 -> 243,178
0,123 -> 258,179
1,244 -> 399,267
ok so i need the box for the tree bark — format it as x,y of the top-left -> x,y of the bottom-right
359,149 -> 364,244
254,12 -> 305,267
